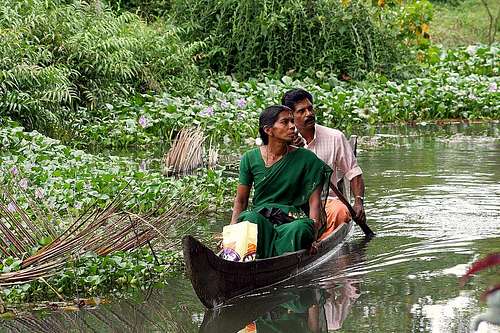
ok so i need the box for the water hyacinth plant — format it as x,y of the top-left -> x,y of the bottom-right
0,118 -> 238,304
0,119 -> 237,216
62,44 -> 499,151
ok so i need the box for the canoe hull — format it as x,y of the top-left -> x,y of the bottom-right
182,221 -> 354,309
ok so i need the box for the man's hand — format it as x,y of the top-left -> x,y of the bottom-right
352,201 -> 366,225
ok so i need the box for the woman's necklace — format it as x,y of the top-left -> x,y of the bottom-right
265,144 -> 289,167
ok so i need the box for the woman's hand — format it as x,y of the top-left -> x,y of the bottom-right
231,185 -> 250,224
309,240 -> 320,255
308,187 -> 323,241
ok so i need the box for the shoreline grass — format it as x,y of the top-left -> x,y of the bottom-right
431,0 -> 500,47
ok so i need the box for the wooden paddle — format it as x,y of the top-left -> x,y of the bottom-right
329,181 -> 375,238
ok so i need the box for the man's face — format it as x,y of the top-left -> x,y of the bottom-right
292,98 -> 315,131
265,111 -> 296,143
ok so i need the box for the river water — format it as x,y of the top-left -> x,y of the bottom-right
1,122 -> 499,333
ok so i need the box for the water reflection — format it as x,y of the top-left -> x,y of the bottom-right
1,283 -> 200,332
200,238 -> 371,333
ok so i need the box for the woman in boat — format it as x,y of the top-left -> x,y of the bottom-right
230,105 -> 332,259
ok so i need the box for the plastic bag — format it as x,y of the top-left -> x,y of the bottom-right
220,221 -> 257,262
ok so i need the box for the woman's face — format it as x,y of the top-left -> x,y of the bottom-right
265,110 -> 296,143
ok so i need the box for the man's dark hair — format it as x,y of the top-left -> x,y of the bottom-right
281,88 -> 313,111
259,105 -> 291,145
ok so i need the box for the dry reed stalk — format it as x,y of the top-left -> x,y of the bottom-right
206,138 -> 219,169
0,242 -> 10,257
0,185 -> 202,287
162,128 -> 206,175
4,191 -> 44,242
22,192 -> 58,238
0,202 -> 30,254
39,277 -> 65,301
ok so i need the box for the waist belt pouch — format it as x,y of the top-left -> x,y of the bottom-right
259,207 -> 295,226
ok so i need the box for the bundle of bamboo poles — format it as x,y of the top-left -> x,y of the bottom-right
0,189 -> 203,287
162,128 -> 218,176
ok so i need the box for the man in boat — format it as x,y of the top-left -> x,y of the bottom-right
282,88 -> 368,240
230,105 -> 332,258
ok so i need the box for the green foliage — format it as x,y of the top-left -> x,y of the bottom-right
431,0 -> 500,47
170,0 -> 404,79
0,119 -> 237,215
106,0 -> 171,19
0,0 -> 199,133
423,44 -> 499,76
398,0 -> 433,49
63,44 -> 499,150
0,118 -> 237,303
1,249 -> 182,303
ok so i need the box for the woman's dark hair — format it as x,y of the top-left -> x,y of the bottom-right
281,88 -> 313,111
259,105 -> 291,145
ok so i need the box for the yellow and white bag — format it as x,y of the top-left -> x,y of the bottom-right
221,221 -> 257,262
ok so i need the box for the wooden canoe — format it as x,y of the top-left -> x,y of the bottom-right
182,220 -> 354,309
183,136 -> 359,309
198,236 -> 372,332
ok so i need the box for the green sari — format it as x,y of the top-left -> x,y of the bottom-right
238,147 -> 332,258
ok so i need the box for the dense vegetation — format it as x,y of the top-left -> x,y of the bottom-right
0,0 -> 498,306
64,45 -> 499,150
170,0 -> 403,78
0,0 -> 199,134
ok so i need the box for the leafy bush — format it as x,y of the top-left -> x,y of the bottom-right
397,0 -> 433,48
170,0 -> 403,79
0,0 -> 199,133
105,0 -> 171,19
63,44 -> 499,150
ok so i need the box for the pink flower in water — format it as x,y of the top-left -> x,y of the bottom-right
489,82 -> 498,92
19,178 -> 28,190
200,107 -> 214,117
10,166 -> 18,177
138,115 -> 150,128
236,98 -> 247,108
34,187 -> 45,200
7,202 -> 16,212
139,160 -> 147,171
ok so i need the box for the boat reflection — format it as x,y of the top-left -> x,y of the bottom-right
200,237 -> 372,333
